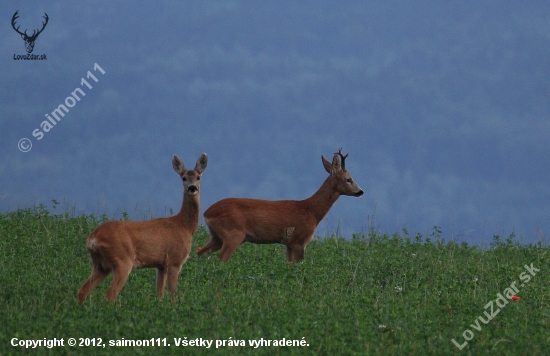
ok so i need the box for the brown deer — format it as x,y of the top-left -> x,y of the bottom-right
198,148 -> 363,262
78,153 -> 207,303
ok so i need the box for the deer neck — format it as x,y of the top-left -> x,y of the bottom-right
175,192 -> 199,234
305,175 -> 340,224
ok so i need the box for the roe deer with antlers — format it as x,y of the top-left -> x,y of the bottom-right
198,148 -> 363,262
78,153 -> 207,303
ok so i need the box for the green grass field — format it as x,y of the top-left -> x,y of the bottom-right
0,205 -> 548,355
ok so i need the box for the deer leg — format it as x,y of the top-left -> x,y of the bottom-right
285,245 -> 293,261
293,246 -> 305,262
197,236 -> 222,256
156,267 -> 167,299
198,225 -> 223,256
78,267 -> 109,304
105,262 -> 132,301
218,232 -> 245,262
166,264 -> 183,302
287,244 -> 305,262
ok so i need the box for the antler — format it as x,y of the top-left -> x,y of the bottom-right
35,13 -> 49,37
11,11 -> 48,39
11,11 -> 24,36
334,147 -> 348,170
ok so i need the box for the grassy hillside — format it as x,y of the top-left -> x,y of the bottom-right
0,205 -> 548,355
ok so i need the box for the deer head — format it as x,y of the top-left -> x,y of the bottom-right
12,11 -> 49,53
172,153 -> 208,196
322,147 -> 363,197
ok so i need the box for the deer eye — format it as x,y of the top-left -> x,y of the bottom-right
197,176 -> 201,180
346,178 -> 353,183
182,177 -> 187,181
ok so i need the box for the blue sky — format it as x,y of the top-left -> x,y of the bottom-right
1,1 -> 549,245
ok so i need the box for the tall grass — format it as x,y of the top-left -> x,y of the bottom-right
0,205 -> 548,355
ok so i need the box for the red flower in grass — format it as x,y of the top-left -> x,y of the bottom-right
511,295 -> 520,301
197,246 -> 202,251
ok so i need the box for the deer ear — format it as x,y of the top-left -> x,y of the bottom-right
194,153 -> 208,174
172,154 -> 185,174
322,155 -> 333,174
331,154 -> 341,173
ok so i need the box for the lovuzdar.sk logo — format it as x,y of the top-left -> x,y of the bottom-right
12,10 -> 48,60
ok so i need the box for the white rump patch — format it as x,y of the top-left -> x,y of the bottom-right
87,236 -> 97,249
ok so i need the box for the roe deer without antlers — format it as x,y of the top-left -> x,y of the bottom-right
198,148 -> 363,262
78,153 -> 207,303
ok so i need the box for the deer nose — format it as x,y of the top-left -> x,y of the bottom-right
355,190 -> 364,197
188,185 -> 198,193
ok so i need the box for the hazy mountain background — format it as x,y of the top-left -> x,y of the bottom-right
1,1 -> 549,245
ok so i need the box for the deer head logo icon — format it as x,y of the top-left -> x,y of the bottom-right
11,10 -> 49,54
